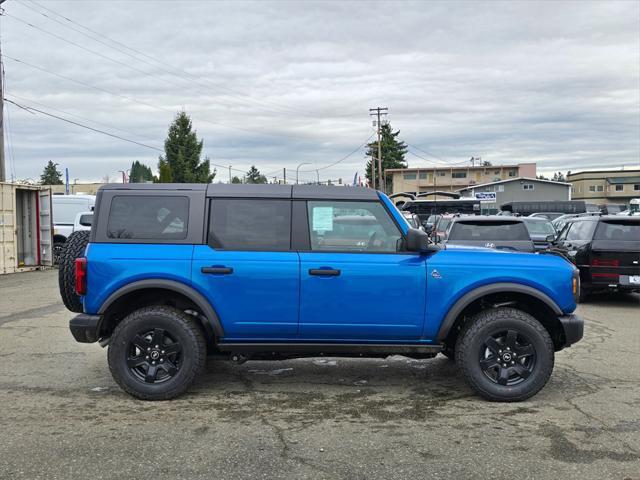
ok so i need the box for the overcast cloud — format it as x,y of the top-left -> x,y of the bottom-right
1,0 -> 639,183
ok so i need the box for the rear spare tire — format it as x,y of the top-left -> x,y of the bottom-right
58,230 -> 90,313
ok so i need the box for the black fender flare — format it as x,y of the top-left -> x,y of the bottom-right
436,282 -> 563,342
98,279 -> 224,338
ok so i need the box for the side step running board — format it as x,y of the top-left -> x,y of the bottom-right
217,342 -> 443,356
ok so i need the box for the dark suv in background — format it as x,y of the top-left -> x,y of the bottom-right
554,216 -> 640,300
443,216 -> 535,252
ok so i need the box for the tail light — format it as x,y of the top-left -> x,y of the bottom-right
592,273 -> 619,279
591,258 -> 619,267
75,258 -> 87,295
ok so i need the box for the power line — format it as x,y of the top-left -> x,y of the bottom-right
5,98 -> 165,151
2,55 -> 318,140
300,132 -> 375,172
17,1 -> 328,119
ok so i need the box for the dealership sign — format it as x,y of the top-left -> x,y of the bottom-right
475,192 -> 497,202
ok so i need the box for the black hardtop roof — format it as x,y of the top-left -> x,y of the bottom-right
206,184 -> 379,200
98,183 -> 380,200
99,183 -> 207,191
453,215 -> 525,223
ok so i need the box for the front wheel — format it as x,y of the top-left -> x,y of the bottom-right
455,307 -> 554,402
108,306 -> 207,400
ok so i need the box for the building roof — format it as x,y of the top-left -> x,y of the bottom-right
605,176 -> 640,184
567,169 -> 640,177
386,164 -> 521,173
458,177 -> 571,192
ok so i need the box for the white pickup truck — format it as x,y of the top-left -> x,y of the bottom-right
52,195 -> 95,262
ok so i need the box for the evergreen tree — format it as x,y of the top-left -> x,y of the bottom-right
365,123 -> 408,191
245,165 -> 267,184
231,176 -> 242,184
129,161 -> 154,183
39,160 -> 63,185
156,111 -> 215,183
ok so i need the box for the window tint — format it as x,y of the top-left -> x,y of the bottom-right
209,199 -> 291,250
307,201 -> 401,252
107,196 -> 189,240
565,220 -> 596,241
594,221 -> 640,241
448,221 -> 530,241
78,214 -> 93,227
524,220 -> 555,235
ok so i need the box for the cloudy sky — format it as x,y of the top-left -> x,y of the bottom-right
1,0 -> 639,183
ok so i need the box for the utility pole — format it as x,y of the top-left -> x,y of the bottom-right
369,107 -> 388,192
0,0 -> 6,183
283,168 -> 286,185
228,165 -> 232,183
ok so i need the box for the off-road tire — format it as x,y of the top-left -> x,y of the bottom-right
108,306 -> 207,401
455,307 -> 554,402
58,230 -> 90,313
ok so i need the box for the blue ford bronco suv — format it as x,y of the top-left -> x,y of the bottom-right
59,183 -> 583,401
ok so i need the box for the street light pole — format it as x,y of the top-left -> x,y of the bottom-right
296,162 -> 312,184
316,170 -> 320,185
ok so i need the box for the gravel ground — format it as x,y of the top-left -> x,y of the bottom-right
0,269 -> 638,480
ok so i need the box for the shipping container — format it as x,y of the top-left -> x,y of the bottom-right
0,183 -> 53,274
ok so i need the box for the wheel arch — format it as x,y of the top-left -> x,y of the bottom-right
98,279 -> 224,340
437,283 -> 566,351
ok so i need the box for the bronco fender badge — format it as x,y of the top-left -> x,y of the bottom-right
431,269 -> 442,279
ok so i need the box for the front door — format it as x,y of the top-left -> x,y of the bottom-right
192,198 -> 299,339
299,200 -> 427,340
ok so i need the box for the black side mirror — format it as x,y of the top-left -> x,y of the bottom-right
406,228 -> 435,253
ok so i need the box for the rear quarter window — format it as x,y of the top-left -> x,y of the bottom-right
448,221 -> 530,241
594,221 -> 640,241
107,196 -> 189,240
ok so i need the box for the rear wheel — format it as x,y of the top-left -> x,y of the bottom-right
456,307 -> 554,402
58,230 -> 90,313
108,306 -> 206,400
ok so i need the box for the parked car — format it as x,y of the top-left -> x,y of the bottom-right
529,212 -> 564,221
402,211 -> 424,230
444,216 -> 535,252
432,214 -> 456,242
522,217 -> 557,250
552,212 -> 600,232
553,216 -> 640,300
73,211 -> 93,232
52,194 -> 95,262
59,184 -> 583,402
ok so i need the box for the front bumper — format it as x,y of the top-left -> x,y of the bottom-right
69,314 -> 103,343
558,313 -> 584,347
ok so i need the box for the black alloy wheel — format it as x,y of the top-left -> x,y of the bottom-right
127,328 -> 182,384
479,329 -> 536,386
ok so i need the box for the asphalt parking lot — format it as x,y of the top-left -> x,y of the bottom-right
0,270 -> 638,480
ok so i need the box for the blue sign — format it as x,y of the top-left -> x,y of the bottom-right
65,168 -> 70,195
475,192 -> 496,202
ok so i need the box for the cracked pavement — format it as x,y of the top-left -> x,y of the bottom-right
0,270 -> 639,479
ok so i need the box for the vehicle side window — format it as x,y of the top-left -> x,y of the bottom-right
307,201 -> 402,252
107,196 -> 189,240
565,221 -> 596,241
209,199 -> 291,250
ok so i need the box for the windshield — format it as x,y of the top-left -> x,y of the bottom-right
524,220 -> 556,235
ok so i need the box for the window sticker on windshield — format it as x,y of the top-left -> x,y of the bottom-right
312,207 -> 333,231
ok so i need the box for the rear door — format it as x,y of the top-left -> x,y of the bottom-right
191,198 -> 299,339
590,219 -> 640,286
298,199 -> 427,340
